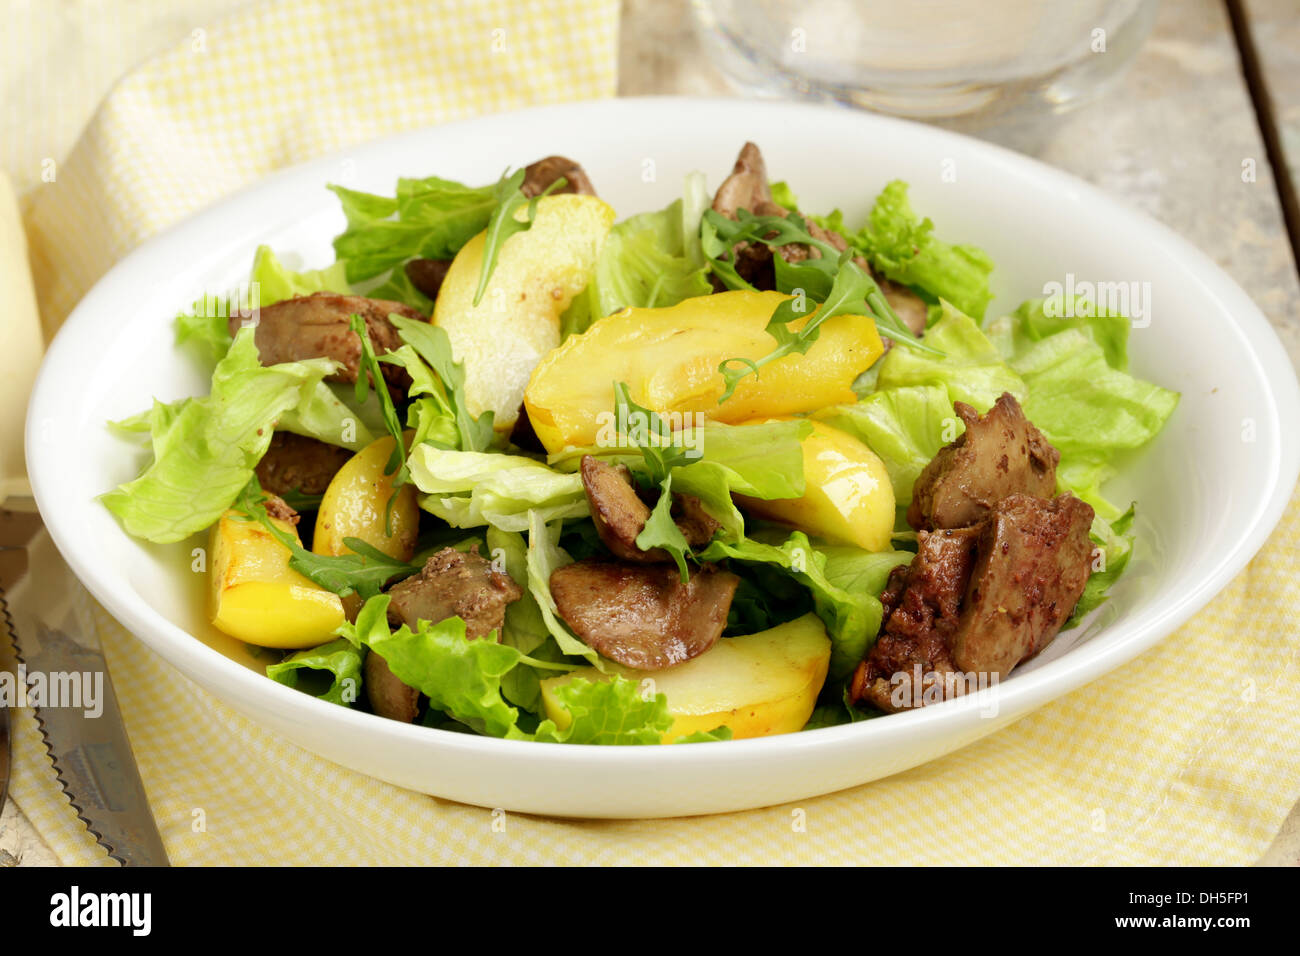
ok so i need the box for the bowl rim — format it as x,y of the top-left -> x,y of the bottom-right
25,95 -> 1300,768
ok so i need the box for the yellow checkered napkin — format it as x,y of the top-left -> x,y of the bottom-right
11,0 -> 1300,866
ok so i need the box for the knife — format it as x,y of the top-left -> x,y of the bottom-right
3,514 -> 169,866
0,589 -> 11,820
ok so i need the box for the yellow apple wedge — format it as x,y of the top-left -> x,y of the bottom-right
737,420 -> 896,552
313,434 -> 419,562
523,290 -> 884,452
540,614 -> 832,742
433,194 -> 615,432
210,509 -> 345,649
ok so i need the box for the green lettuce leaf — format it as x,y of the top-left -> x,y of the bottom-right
1067,505 -> 1135,627
343,594 -> 525,737
1008,328 -> 1179,465
524,512 -> 603,667
842,180 -> 995,319
250,244 -> 351,307
561,173 -> 713,337
699,531 -> 906,682
674,726 -> 734,743
875,302 -> 1027,411
173,245 -> 351,367
266,638 -> 364,706
102,328 -> 338,543
986,294 -> 1129,371
635,472 -> 693,579
328,175 -> 497,286
340,594 -> 666,742
532,677 -> 674,745
667,420 -> 810,541
486,526 -> 560,711
408,446 -> 588,532
174,309 -> 234,367
276,379 -> 377,452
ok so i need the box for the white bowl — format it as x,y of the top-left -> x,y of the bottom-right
26,98 -> 1300,817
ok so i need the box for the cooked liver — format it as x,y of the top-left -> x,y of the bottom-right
711,142 -> 906,309
255,432 -> 352,499
947,493 -> 1095,675
367,547 -> 523,722
880,279 -> 929,336
521,155 -> 596,197
386,547 -> 523,637
851,494 -> 1094,713
849,526 -> 981,713
582,456 -> 656,561
404,258 -> 453,302
908,392 -> 1060,531
580,455 -> 720,562
549,559 -> 739,670
261,493 -> 300,526
231,292 -> 423,391
364,653 -> 421,725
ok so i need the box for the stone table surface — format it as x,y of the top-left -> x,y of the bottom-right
621,0 -> 1300,865
4,0 -> 1298,866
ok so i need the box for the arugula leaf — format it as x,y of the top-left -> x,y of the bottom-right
472,169 -> 566,307
390,315 -> 495,452
612,381 -> 693,483
716,251 -> 938,403
377,343 -> 459,457
348,314 -> 406,479
237,482 -> 419,600
702,210 -> 942,403
635,472 -> 692,580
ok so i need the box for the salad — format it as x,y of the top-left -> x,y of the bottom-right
102,143 -> 1178,744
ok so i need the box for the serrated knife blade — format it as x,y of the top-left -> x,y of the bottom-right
4,523 -> 168,866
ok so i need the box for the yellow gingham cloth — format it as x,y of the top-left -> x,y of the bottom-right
9,0 -> 1300,866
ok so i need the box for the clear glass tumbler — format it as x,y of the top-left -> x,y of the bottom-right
691,0 -> 1160,121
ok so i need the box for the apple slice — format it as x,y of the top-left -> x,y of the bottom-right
432,194 -> 615,432
540,614 -> 831,742
736,420 -> 896,552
